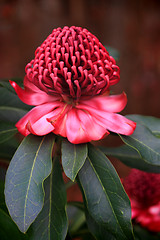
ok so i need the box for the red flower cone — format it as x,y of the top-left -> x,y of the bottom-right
10,26 -> 136,144
123,169 -> 160,232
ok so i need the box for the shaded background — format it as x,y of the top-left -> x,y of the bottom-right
0,0 -> 160,117
0,0 -> 160,200
1,0 -> 160,175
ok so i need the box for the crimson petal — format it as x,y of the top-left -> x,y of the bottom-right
16,102 -> 64,136
79,92 -> 127,113
65,108 -> 108,144
10,80 -> 59,106
77,104 -> 136,135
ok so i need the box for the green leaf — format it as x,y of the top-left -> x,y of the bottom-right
67,205 -> 86,236
0,122 -> 18,144
0,208 -> 28,240
99,145 -> 160,173
67,203 -> 94,239
67,201 -> 84,211
127,114 -> 160,137
0,80 -> 17,94
78,144 -> 134,240
30,155 -> 68,240
0,79 -> 23,92
134,225 -> 160,240
0,180 -> 8,213
0,87 -> 31,110
62,139 -> 87,181
120,122 -> 160,167
5,134 -> 55,233
84,211 -> 115,240
0,106 -> 28,122
0,137 -> 20,159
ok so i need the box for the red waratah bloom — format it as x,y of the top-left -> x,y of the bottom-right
10,26 -> 136,144
123,169 -> 160,232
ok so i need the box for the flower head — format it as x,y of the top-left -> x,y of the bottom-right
123,169 -> 160,232
25,26 -> 120,99
10,26 -> 136,144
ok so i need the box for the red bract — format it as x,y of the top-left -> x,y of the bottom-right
123,169 -> 160,232
10,26 -> 136,144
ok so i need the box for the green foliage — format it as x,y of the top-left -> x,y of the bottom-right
30,156 -> 68,240
0,81 -> 30,124
0,122 -> 17,144
0,78 -> 23,93
134,225 -> 160,240
0,209 -> 28,240
78,144 -> 134,240
67,203 -> 95,240
62,139 -> 88,181
5,134 -> 55,233
120,115 -> 160,168
127,114 -> 160,137
0,106 -> 28,123
0,81 -> 31,110
0,136 -> 20,159
0,180 -> 29,240
1,79 -> 160,239
100,144 -> 160,173
0,180 -> 8,213
0,81 -> 31,159
100,115 -> 160,173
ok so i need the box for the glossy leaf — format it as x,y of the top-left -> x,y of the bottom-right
62,139 -> 87,181
0,180 -> 8,213
0,121 -> 20,160
67,203 -> 85,229
134,225 -> 160,240
78,144 -> 134,240
0,80 -> 17,94
0,87 -> 31,110
0,79 -> 23,93
84,211 -> 115,240
0,137 -> 20,159
100,145 -> 160,173
30,156 -> 68,240
67,202 -> 95,240
5,134 -> 55,233
67,201 -> 84,211
127,114 -> 160,137
120,122 -> 160,167
0,106 -> 27,122
0,208 -> 30,240
0,180 -> 28,239
0,122 -> 17,144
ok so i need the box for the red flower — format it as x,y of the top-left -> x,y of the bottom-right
10,26 -> 136,144
123,169 -> 160,232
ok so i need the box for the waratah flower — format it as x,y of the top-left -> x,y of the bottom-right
10,26 -> 136,144
123,169 -> 160,232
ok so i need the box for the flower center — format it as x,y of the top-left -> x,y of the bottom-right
61,95 -> 78,106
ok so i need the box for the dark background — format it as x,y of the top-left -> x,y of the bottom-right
0,0 -> 160,117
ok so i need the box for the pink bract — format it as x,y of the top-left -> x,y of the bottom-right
10,26 -> 136,144
123,169 -> 160,232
